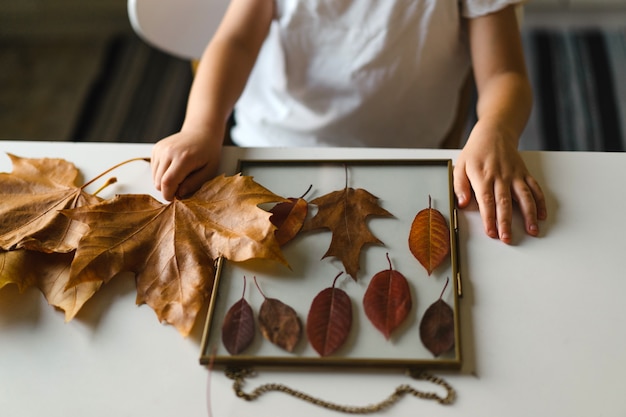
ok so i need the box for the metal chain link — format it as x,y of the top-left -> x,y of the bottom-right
225,367 -> 456,414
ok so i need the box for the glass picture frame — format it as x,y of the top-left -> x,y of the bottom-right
200,159 -> 462,370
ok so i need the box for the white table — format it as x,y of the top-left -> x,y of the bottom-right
1,141 -> 625,416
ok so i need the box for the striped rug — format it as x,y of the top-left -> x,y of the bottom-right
70,34 -> 193,144
521,27 -> 626,152
3,28 -> 625,151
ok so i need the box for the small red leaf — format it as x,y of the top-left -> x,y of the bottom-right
269,184 -> 312,246
363,253 -> 412,339
306,272 -> 352,356
408,195 -> 450,275
419,278 -> 455,357
270,198 -> 308,246
221,278 -> 255,355
254,277 -> 302,352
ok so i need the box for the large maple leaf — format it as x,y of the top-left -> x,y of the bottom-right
0,249 -> 100,320
62,173 -> 288,336
302,186 -> 392,279
0,154 -> 101,253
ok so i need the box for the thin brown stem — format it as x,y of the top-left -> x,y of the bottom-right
92,177 -> 117,196
81,157 -> 150,190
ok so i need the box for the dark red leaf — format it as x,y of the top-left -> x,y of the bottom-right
306,272 -> 352,356
363,253 -> 412,339
419,278 -> 455,357
221,278 -> 255,355
255,277 -> 302,352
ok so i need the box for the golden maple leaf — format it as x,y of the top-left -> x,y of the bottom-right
0,154 -> 101,253
62,173 -> 288,336
302,187 -> 392,280
0,249 -> 100,320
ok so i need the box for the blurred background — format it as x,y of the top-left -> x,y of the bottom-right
1,0 -> 625,151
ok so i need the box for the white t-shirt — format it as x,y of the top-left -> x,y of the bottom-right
232,0 -> 523,148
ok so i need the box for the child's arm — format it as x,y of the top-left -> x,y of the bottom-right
454,5 -> 547,244
151,0 -> 274,200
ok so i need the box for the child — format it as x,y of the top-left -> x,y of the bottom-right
151,0 -> 547,244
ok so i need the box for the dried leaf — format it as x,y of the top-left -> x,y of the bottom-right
363,253 -> 412,339
0,249 -> 100,320
62,173 -> 288,336
255,277 -> 302,352
306,272 -> 352,356
419,278 -> 455,357
408,195 -> 450,275
269,185 -> 311,246
222,278 -> 255,355
0,154 -> 101,253
302,182 -> 392,280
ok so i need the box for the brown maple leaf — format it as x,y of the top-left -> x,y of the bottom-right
0,154 -> 101,253
62,173 -> 288,336
302,186 -> 392,279
0,249 -> 100,320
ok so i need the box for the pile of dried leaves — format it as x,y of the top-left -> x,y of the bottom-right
0,154 -> 287,336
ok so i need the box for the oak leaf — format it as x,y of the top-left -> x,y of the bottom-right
302,186 -> 392,279
408,196 -> 450,275
306,272 -> 352,356
62,173 -> 288,336
0,249 -> 100,320
363,253 -> 412,340
0,154 -> 101,253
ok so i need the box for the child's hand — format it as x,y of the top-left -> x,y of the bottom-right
453,123 -> 547,244
151,129 -> 223,201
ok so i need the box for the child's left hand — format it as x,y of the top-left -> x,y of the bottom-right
453,122 -> 547,244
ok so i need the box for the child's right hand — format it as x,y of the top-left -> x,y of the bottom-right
151,128 -> 223,201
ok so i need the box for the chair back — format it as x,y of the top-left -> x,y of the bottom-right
127,0 -> 229,60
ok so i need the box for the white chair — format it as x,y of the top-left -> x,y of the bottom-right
127,0 -> 229,61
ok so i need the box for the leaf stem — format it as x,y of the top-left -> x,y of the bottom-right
253,276 -> 267,300
92,177 -> 117,196
332,271 -> 344,288
81,157 -> 150,190
300,184 -> 313,199
385,252 -> 393,271
241,276 -> 247,300
439,277 -> 450,300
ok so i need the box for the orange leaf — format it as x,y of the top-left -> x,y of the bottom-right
0,154 -> 101,253
62,173 -> 287,336
408,196 -> 450,275
0,249 -> 100,321
302,187 -> 392,280
363,254 -> 412,339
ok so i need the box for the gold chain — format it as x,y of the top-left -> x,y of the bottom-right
225,367 -> 455,414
